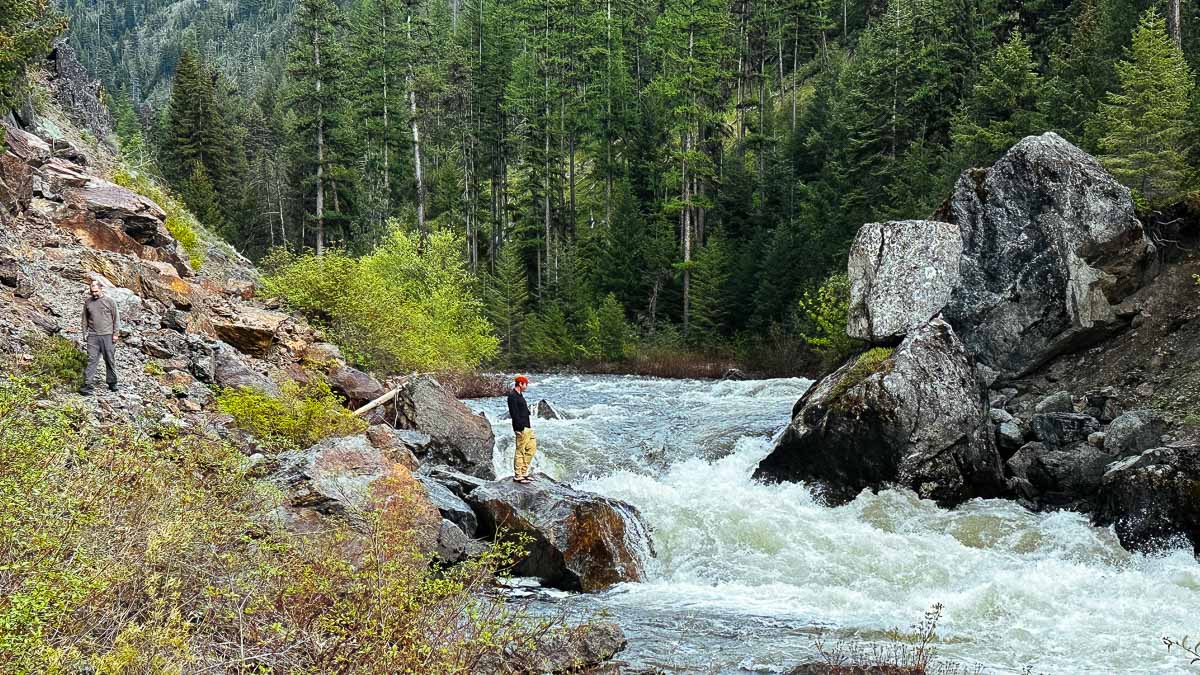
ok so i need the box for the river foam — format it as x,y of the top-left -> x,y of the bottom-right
471,374 -> 1199,673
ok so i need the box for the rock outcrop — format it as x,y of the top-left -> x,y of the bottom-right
847,219 -> 962,343
754,318 -> 1006,507
392,374 -> 496,479
467,475 -> 654,592
271,433 -> 443,557
939,132 -> 1152,381
1094,444 -> 1200,554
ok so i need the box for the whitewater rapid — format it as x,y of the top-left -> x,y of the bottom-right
468,375 -> 1200,674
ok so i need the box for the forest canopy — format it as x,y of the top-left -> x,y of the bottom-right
48,0 -> 1200,370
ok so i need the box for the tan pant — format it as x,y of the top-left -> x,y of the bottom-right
514,429 -> 537,478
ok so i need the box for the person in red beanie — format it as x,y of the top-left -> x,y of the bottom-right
507,375 -> 536,483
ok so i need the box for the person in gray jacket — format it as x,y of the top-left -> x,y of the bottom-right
80,279 -> 120,395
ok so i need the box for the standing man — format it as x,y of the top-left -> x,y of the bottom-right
507,374 -> 536,483
80,279 -> 120,395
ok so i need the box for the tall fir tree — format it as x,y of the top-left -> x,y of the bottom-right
286,0 -> 349,254
1092,10 -> 1196,205
951,32 -> 1047,169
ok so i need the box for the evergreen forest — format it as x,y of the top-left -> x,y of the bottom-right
25,0 -> 1200,369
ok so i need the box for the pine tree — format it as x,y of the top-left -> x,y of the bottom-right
484,244 -> 530,359
164,50 -> 222,183
648,0 -> 733,336
0,0 -> 63,126
287,0 -> 349,254
951,32 -> 1047,169
1092,10 -> 1196,206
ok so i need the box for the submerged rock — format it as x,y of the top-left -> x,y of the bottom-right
477,622 -> 627,674
940,132 -> 1152,380
753,317 -> 1007,507
1094,444 -> 1200,554
847,219 -> 962,343
467,475 -> 654,592
392,374 -> 496,479
535,398 -> 564,420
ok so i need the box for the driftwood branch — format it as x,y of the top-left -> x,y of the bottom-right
352,375 -> 414,417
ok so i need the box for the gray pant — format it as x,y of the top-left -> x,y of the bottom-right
84,333 -> 117,389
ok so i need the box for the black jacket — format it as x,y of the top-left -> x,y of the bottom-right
507,389 -> 531,433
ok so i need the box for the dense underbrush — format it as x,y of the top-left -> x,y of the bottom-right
0,376 -> 557,673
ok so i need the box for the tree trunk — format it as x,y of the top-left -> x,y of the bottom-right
1169,0 -> 1182,49
315,34 -> 325,256
408,13 -> 426,236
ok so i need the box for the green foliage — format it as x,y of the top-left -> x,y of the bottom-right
483,245 -> 530,360
111,168 -> 205,269
1092,10 -> 1196,206
216,377 -> 365,451
828,346 -> 895,405
0,376 -> 561,672
0,0 -> 63,124
264,226 -> 498,372
951,33 -> 1047,168
796,273 -> 861,367
26,335 -> 87,389
59,0 -> 1200,370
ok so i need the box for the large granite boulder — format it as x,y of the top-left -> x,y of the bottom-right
753,317 -> 1007,507
1094,445 -> 1200,554
1103,410 -> 1166,457
393,374 -> 496,480
847,219 -> 962,343
466,476 -> 654,592
1006,440 -> 1112,506
939,132 -> 1152,380
271,433 -> 443,556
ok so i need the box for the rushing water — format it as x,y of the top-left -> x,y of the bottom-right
467,374 -> 1200,674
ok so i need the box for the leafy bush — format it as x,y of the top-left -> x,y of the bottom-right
111,168 -> 205,269
797,273 -> 863,368
217,377 -> 365,451
0,375 -> 566,672
27,335 -> 87,389
263,226 -> 498,372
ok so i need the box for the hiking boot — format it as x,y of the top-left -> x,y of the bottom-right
79,386 -> 94,396
108,383 -> 118,392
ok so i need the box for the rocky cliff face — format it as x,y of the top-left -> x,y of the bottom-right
758,133 -> 1200,555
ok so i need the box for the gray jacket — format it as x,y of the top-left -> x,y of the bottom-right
82,295 -> 120,336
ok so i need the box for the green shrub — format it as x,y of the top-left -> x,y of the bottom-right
829,346 -> 895,405
216,377 -> 366,451
263,226 -> 498,372
0,375 -> 562,673
111,168 -> 205,269
27,335 -> 87,389
797,273 -> 863,368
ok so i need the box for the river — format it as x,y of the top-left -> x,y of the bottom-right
467,374 -> 1200,674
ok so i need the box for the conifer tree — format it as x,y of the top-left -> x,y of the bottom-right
287,0 -> 348,254
951,33 -> 1047,169
0,0 -> 63,128
484,244 -> 530,359
1092,10 -> 1195,206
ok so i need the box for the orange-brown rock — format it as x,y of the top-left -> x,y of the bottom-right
467,475 -> 654,592
210,306 -> 290,356
272,433 -> 442,557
